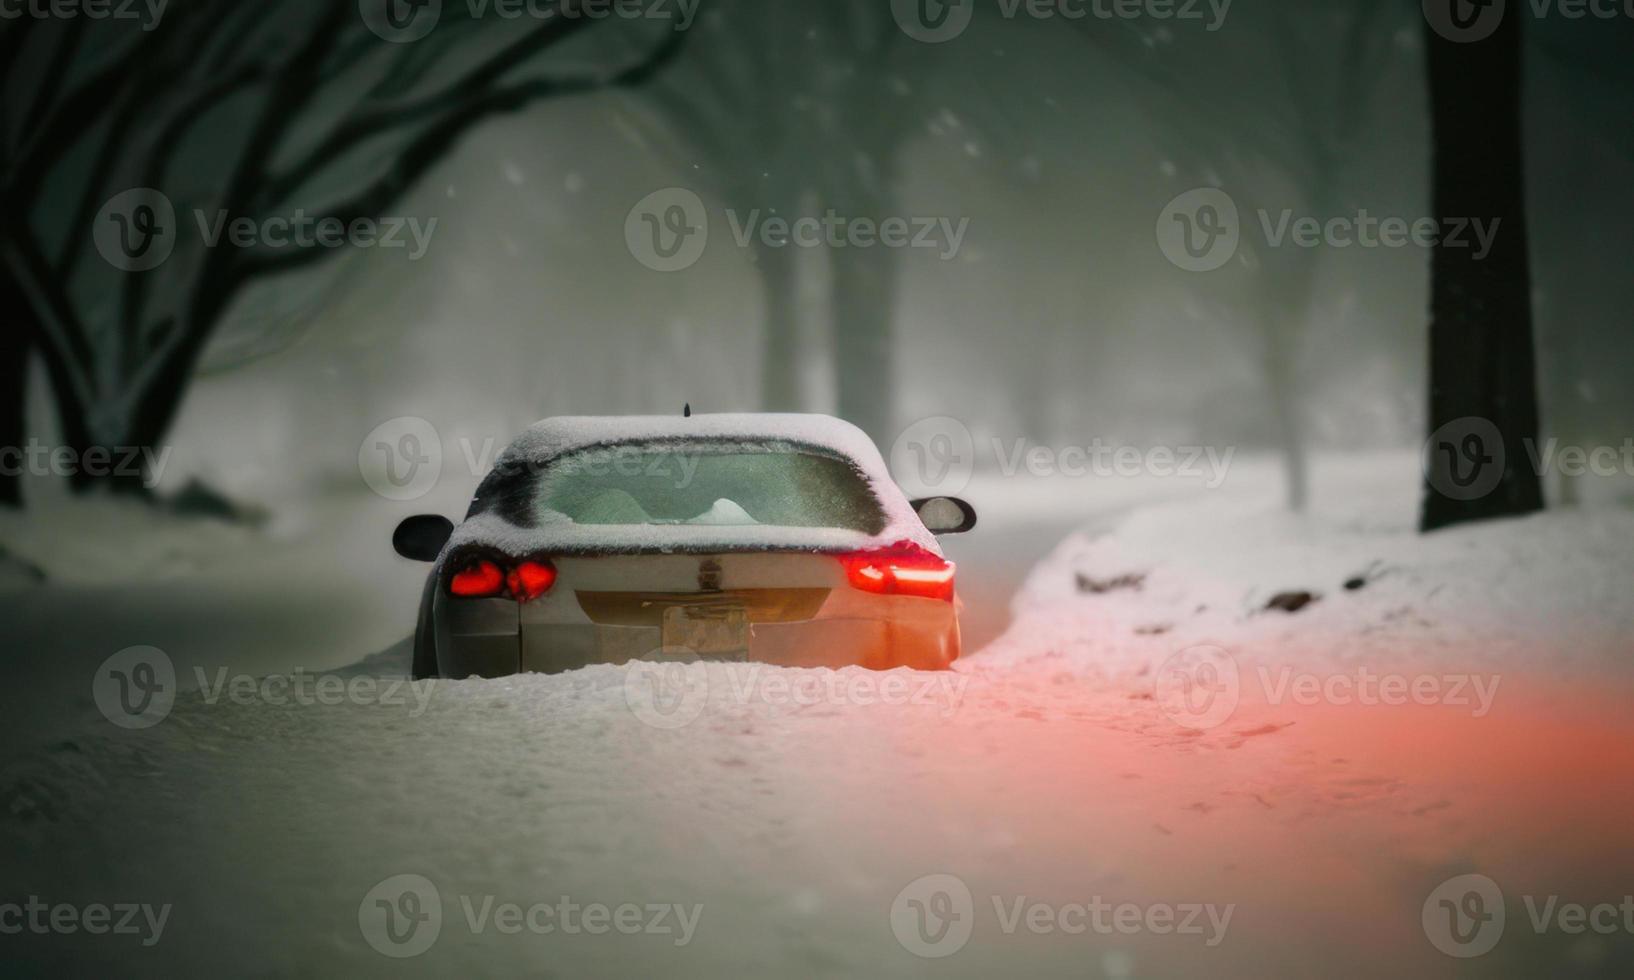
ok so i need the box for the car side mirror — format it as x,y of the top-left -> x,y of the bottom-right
393,515 -> 454,562
912,497 -> 977,535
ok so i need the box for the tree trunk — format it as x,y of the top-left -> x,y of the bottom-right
757,241 -> 804,413
829,229 -> 900,447
39,362 -> 155,498
1253,227 -> 1320,514
0,266 -> 29,507
1266,343 -> 1310,513
1420,11 -> 1544,532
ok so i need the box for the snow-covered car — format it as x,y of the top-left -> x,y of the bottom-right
392,414 -> 977,679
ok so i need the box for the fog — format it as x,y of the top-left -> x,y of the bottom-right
12,3 -> 1609,513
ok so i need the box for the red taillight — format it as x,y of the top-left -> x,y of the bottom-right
838,542 -> 956,602
449,559 -> 505,598
448,558 -> 557,601
507,560 -> 558,602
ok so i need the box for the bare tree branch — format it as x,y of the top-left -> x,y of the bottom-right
261,11 -> 596,208
0,227 -> 96,408
128,8 -> 690,424
7,4 -> 206,194
4,0 -> 694,477
241,27 -> 687,281
22,18 -> 86,138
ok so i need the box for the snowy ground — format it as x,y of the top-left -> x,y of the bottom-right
3,455 -> 1633,977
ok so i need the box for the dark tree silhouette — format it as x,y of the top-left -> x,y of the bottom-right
0,0 -> 684,505
1420,9 -> 1544,531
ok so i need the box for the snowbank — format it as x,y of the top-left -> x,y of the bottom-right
984,491 -> 1634,682
4,478 -> 1632,978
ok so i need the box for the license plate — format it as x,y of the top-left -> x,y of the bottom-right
661,604 -> 749,661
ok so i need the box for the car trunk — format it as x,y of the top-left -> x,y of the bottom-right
517,552 -> 841,670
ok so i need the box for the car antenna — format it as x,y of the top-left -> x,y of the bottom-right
683,403 -> 692,418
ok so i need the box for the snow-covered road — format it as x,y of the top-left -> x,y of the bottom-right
4,455 -> 1633,977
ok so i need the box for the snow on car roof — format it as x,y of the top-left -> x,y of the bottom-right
495,413 -> 892,468
442,413 -> 939,561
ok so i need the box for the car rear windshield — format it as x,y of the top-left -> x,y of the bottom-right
532,443 -> 887,533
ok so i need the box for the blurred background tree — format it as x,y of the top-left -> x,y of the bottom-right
0,0 -> 683,504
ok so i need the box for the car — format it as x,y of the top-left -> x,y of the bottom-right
392,413 -> 977,679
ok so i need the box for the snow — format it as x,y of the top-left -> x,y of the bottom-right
491,413 -> 899,481
985,491 -> 1634,681
443,414 -> 942,560
680,498 -> 758,526
3,458 -> 1633,977
0,494 -> 267,587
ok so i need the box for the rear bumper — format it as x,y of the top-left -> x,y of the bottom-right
433,595 -> 958,678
